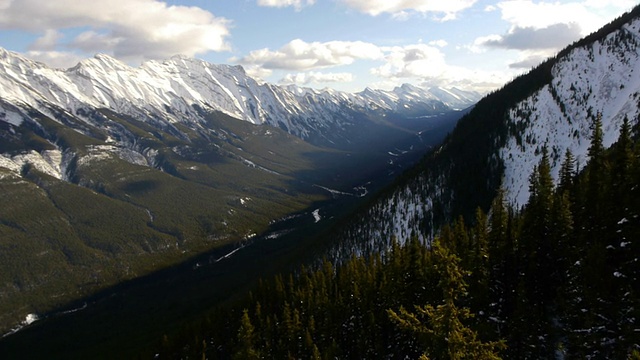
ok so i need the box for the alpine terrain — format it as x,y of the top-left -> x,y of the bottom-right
0,47 -> 479,335
1,3 -> 640,360
146,5 -> 640,360
328,5 -> 640,258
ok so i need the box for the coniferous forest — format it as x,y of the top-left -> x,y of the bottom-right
157,113 -> 640,359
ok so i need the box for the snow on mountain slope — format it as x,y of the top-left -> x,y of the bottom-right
326,8 -> 640,261
501,18 -> 640,207
0,48 -> 480,143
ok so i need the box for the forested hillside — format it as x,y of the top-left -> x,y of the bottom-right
162,114 -> 639,359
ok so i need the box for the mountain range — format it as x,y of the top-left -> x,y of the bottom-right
0,48 -> 479,147
0,46 -> 477,333
2,5 -> 640,358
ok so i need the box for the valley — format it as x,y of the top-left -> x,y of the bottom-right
0,109 -> 460,359
0,190 -> 354,359
0,44 -> 476,338
0,3 -> 639,358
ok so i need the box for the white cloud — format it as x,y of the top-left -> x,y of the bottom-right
428,39 -> 448,48
238,38 -> 505,92
371,44 -> 509,92
508,52 -> 549,69
243,65 -> 274,81
25,50 -> 84,69
584,0 -> 636,10
338,0 -> 477,19
481,23 -> 583,50
469,35 -> 501,54
471,1 -> 633,70
0,0 -> 231,66
279,71 -> 354,85
29,29 -> 63,51
257,0 -> 315,10
496,1 -> 608,35
373,44 -> 448,79
236,39 -> 384,71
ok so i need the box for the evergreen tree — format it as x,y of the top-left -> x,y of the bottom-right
584,111 -> 608,241
559,148 -> 575,192
486,188 -> 516,339
515,146 -> 558,356
523,146 -> 556,298
388,241 -> 505,360
235,309 -> 260,360
611,116 -> 634,197
469,207 -> 492,333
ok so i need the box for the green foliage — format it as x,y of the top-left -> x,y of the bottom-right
235,309 -> 260,360
388,241 -> 505,360
164,234 -> 505,359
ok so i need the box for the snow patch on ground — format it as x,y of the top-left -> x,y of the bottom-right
0,108 -> 24,126
78,147 -> 113,167
0,154 -> 23,173
2,313 -> 39,338
0,150 -> 64,179
78,145 -> 149,168
23,313 -> 38,325
313,184 -> 354,197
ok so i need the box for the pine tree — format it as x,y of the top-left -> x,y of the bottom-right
610,115 -> 634,244
585,111 -> 608,241
612,116 -> 634,196
235,309 -> 260,360
388,241 -> 505,359
605,116 -> 638,357
486,188 -> 516,339
471,208 -> 489,274
523,146 -> 556,298
469,208 -> 490,313
559,148 -> 575,193
516,146 -> 558,356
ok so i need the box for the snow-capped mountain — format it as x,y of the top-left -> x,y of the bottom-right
328,6 -> 640,258
0,44 -> 479,332
0,48 -> 479,144
357,83 -> 478,113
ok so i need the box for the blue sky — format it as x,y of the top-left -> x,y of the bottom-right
0,0 -> 635,93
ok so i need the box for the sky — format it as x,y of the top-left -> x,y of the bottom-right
0,0 -> 636,93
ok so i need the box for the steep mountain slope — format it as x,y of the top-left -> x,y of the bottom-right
328,5 -> 640,258
501,18 -> 640,205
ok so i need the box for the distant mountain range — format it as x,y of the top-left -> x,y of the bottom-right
0,48 -> 479,146
0,47 -> 481,181
0,47 -> 476,332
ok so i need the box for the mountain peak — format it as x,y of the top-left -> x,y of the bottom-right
398,83 -> 421,92
74,53 -> 130,72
